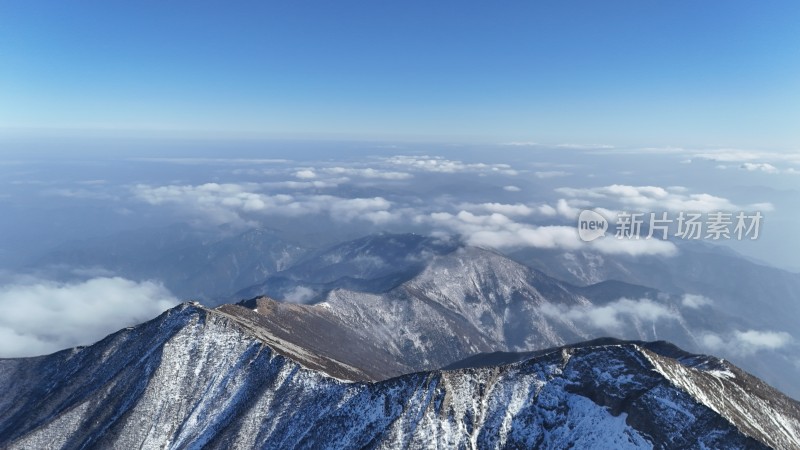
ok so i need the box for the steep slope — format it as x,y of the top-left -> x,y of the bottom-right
1,303 -> 797,449
227,246 -> 698,380
511,241 -> 800,398
234,232 -> 459,302
511,241 -> 800,331
174,228 -> 307,301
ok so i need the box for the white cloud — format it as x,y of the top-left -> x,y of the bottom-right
701,329 -> 793,356
735,330 -> 792,350
458,201 -> 583,219
327,197 -> 394,224
503,185 -> 521,192
458,202 -> 536,217
426,211 -> 575,248
263,179 -> 346,190
536,198 -> 611,221
740,162 -> 779,174
555,198 -> 582,219
555,184 -> 763,213
134,182 -> 275,225
541,298 -> 678,333
537,204 -> 558,216
555,143 -> 615,150
681,294 -> 713,309
133,183 -> 395,226
749,202 -> 775,212
384,155 -> 518,175
424,210 -> 677,256
282,286 -> 316,303
0,277 -> 179,357
692,149 -> 800,164
736,162 -> 800,175
500,141 -> 540,147
700,333 -> 726,351
693,149 -> 769,162
691,149 -> 800,174
322,167 -> 412,180
295,169 -> 317,179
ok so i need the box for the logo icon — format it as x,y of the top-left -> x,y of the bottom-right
578,210 -> 607,242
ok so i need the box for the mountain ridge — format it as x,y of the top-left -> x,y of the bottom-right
1,302 -> 798,449
225,245 -> 699,384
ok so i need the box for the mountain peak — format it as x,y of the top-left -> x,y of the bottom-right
2,305 -> 797,449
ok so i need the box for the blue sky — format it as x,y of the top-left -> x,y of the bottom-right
1,1 -> 798,147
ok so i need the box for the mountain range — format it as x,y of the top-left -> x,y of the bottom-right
28,229 -> 800,398
31,224 -> 307,301
224,246 -> 696,381
511,241 -> 800,335
2,303 -> 799,449
3,227 -> 800,448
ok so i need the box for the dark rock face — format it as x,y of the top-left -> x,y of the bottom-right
1,304 -> 798,449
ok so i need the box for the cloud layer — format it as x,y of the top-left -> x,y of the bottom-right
424,210 -> 677,256
701,329 -> 794,356
384,155 -> 519,175
0,277 -> 179,357
133,183 -> 395,226
556,184 -> 742,213
541,297 -> 678,333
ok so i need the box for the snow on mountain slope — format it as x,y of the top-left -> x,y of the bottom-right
511,242 -> 800,399
229,246 -> 697,380
1,303 -> 797,449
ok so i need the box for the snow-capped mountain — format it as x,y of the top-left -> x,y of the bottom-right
1,303 -> 797,449
234,232 -> 459,302
232,239 -> 799,400
227,246 -> 698,381
511,241 -> 800,399
511,241 -> 800,333
26,230 -> 800,399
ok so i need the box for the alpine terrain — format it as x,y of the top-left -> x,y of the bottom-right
1,303 -> 798,449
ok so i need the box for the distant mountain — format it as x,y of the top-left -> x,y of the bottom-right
511,241 -> 800,397
1,303 -> 797,449
30,229 -> 800,398
234,232 -> 459,302
32,224 -> 308,301
511,241 -> 800,332
227,246 -> 700,382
